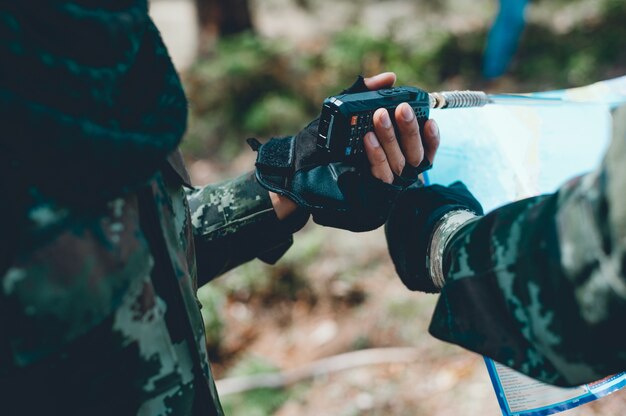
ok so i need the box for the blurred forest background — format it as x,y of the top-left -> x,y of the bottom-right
151,0 -> 626,414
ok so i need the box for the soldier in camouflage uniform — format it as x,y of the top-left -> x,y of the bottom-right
0,2 -> 438,414
0,2 -> 274,413
386,104 -> 626,387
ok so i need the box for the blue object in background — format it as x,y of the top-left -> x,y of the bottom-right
483,0 -> 530,79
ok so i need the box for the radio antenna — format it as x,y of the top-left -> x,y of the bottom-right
429,90 -> 568,109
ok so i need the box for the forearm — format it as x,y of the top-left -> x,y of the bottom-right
429,107 -> 626,386
188,172 -> 308,285
430,171 -> 626,386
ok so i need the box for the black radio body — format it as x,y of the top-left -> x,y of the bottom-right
316,86 -> 430,163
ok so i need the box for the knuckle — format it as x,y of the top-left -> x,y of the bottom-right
398,113 -> 418,132
394,156 -> 406,175
371,148 -> 388,165
404,122 -> 420,138
381,130 -> 397,144
407,151 -> 423,167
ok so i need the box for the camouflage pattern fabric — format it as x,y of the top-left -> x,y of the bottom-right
0,2 -> 298,414
429,105 -> 626,387
188,171 -> 305,284
0,164 -> 295,415
0,1 -> 188,205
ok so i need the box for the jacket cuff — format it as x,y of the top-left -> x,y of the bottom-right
188,171 -> 309,265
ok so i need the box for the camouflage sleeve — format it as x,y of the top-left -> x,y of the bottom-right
187,172 -> 307,285
1,4 -> 186,205
429,105 -> 626,387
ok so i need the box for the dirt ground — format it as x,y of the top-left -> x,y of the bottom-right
150,1 -> 626,414
209,225 -> 626,416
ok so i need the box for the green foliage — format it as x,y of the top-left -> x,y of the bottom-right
182,0 -> 626,160
196,284 -> 226,351
200,226 -> 322,309
385,297 -> 438,343
183,33 -> 309,160
243,94 -> 309,136
221,355 -> 291,416
182,28 -> 450,161
429,30 -> 485,86
321,28 -> 447,90
514,1 -> 626,89
279,225 -> 325,265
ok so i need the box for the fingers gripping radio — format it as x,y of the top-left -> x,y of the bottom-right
248,79 -> 434,231
317,86 -> 431,164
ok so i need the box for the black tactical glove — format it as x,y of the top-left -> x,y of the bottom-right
248,76 -> 430,232
385,181 -> 483,293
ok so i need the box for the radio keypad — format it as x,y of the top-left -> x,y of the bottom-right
345,112 -> 374,156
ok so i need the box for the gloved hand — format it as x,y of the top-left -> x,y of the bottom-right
385,181 -> 483,292
248,75 -> 437,232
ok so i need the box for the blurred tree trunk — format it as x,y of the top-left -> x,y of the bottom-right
195,0 -> 253,52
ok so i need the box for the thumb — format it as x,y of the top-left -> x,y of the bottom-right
364,72 -> 396,90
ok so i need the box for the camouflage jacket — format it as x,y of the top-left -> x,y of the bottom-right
429,105 -> 626,387
0,2 -> 298,414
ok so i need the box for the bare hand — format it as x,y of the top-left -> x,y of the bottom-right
362,72 -> 440,184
